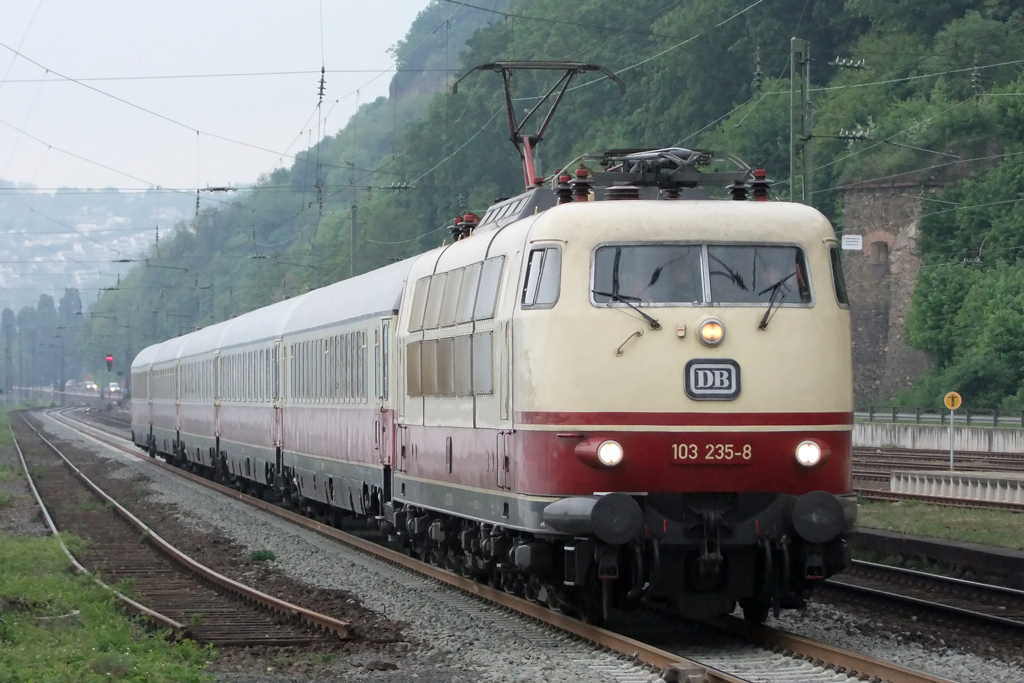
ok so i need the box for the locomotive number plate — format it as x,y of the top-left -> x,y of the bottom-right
671,443 -> 753,464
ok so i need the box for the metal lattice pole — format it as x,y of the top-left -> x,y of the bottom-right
790,38 -> 813,206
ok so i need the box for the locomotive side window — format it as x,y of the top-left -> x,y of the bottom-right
472,331 -> 494,395
454,335 -> 472,396
408,277 -> 430,332
436,337 -> 455,396
423,273 -> 447,330
829,246 -> 850,306
521,246 -> 561,309
439,268 -> 463,327
455,262 -> 481,324
407,341 -> 422,396
593,245 -> 703,305
421,339 -> 438,396
474,256 -> 505,321
708,246 -> 811,305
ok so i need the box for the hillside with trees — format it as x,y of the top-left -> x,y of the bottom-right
4,0 -> 1024,408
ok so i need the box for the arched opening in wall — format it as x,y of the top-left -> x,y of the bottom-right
872,241 -> 889,264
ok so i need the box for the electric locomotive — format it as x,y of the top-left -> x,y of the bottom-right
131,62 -> 854,625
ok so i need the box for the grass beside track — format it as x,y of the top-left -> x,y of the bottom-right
858,500 -> 1024,551
0,534 -> 213,682
0,405 -> 212,682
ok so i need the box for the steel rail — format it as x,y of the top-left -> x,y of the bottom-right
855,487 -> 1024,512
18,413 -> 353,641
8,422 -> 189,636
55,409 -> 958,683
826,560 -> 1024,630
725,621 -> 955,683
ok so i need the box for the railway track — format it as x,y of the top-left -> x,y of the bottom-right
10,412 -> 351,647
826,559 -> 1024,630
55,407 -> 956,683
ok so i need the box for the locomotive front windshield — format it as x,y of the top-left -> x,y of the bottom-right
593,245 -> 704,305
593,244 -> 811,306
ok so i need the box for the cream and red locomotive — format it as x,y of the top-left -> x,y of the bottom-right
132,143 -> 854,623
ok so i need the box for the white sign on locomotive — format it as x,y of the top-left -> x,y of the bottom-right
131,62 -> 855,625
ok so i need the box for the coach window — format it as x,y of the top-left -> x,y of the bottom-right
708,245 -> 811,305
438,268 -> 463,327
408,277 -> 430,332
829,246 -> 850,307
259,350 -> 265,402
318,339 -> 325,403
522,246 -> 561,309
360,331 -> 368,400
407,341 -> 422,396
382,322 -> 390,400
474,256 -> 505,321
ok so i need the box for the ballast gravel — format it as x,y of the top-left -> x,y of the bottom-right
768,601 -> 1024,683
39,415 -> 655,683
41,414 -> 1024,683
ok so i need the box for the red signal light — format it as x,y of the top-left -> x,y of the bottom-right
105,354 -> 113,371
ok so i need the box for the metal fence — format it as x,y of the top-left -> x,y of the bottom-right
854,407 -> 1024,428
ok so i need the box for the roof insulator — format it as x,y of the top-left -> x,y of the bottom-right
727,178 -> 749,201
555,173 -> 573,205
571,165 -> 592,202
750,168 -> 772,202
605,183 -> 641,201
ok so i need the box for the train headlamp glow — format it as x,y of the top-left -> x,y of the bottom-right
597,440 -> 624,467
698,319 -> 724,346
795,440 -> 823,467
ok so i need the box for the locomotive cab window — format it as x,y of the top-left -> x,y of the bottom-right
708,245 -> 811,305
593,245 -> 703,305
521,246 -> 561,309
829,246 -> 849,307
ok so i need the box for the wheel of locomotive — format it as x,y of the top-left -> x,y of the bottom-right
739,597 -> 770,625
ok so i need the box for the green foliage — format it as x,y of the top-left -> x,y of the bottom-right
247,549 -> 276,563
21,0 -> 1016,409
0,533 -> 212,682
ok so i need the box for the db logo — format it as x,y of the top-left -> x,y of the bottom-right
685,359 -> 741,400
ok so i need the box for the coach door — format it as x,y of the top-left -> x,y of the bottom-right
213,353 -> 221,438
273,343 -> 284,448
375,320 -> 394,467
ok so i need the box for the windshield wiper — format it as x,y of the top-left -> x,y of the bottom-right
756,271 -> 796,330
593,290 -> 662,330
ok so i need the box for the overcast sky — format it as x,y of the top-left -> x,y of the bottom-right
0,1 -> 429,191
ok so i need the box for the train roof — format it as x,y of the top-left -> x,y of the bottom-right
526,198 -> 836,243
133,258 -> 416,369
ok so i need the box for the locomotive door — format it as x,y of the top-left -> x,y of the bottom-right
472,250 -> 518,489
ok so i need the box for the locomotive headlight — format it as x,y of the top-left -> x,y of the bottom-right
597,440 -> 624,467
795,440 -> 823,467
698,319 -> 724,346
